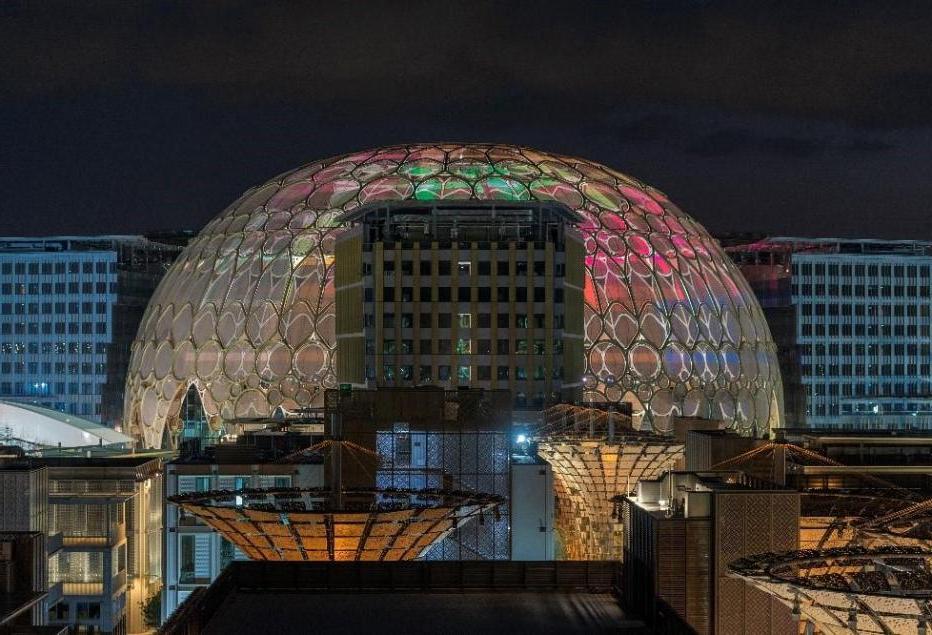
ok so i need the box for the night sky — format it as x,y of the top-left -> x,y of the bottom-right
3,1 -> 932,239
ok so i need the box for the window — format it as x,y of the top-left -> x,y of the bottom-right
420,287 -> 432,302
497,366 -> 510,380
456,339 -> 471,354
438,365 -> 451,381
419,312 -> 431,327
478,261 -> 491,275
497,288 -> 510,302
419,365 -> 432,381
477,339 -> 492,354
478,313 -> 491,328
457,365 -> 470,381
438,287 -> 451,301
497,339 -> 509,355
438,261 -> 451,275
458,313 -> 471,328
458,287 -> 471,302
419,339 -> 432,354
515,314 -> 528,328
458,261 -> 471,275
497,261 -> 509,275
420,261 -> 432,275
438,313 -> 451,328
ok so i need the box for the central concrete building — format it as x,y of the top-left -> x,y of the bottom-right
333,201 -> 585,414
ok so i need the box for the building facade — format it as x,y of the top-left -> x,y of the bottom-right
334,201 -> 585,414
0,236 -> 181,425
725,237 -> 932,429
620,471 -> 799,634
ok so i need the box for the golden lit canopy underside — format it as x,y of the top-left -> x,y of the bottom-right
729,547 -> 932,635
539,438 -> 684,560
170,488 -> 501,561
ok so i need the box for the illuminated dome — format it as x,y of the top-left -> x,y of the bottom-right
125,143 -> 782,448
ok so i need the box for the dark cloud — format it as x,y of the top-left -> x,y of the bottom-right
686,129 -> 827,158
0,1 -> 930,239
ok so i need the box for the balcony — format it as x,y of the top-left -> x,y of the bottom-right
62,581 -> 104,596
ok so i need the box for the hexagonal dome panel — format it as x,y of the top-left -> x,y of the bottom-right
125,143 -> 782,448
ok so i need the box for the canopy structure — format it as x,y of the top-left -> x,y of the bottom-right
729,547 -> 932,635
797,491 -> 932,551
534,404 -> 684,559
169,487 -> 502,561
854,497 -> 932,550
0,399 -> 133,450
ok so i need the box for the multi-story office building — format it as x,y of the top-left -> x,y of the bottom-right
42,456 -> 163,635
0,450 -> 163,635
334,201 -> 586,414
0,236 -> 181,425
162,438 -> 323,619
726,237 -> 932,429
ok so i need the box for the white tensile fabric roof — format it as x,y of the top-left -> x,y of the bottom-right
0,400 -> 132,449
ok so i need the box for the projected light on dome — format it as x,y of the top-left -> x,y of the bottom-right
125,144 -> 782,448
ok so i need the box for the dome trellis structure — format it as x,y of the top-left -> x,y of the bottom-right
125,143 -> 783,448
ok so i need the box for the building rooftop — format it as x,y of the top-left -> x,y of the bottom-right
161,560 -> 642,635
0,400 -> 133,449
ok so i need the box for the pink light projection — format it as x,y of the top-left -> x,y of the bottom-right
125,143 -> 782,448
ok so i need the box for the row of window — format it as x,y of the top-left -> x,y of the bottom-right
371,338 -> 564,355
793,262 -> 932,278
0,361 -> 107,374
801,363 -> 932,378
365,286 -> 565,303
799,323 -> 931,337
0,342 -> 108,354
372,364 -> 563,382
371,259 -> 566,277
0,321 -> 108,335
0,381 -> 104,395
371,312 -> 566,330
805,382 -> 927,397
1,281 -> 116,295
0,261 -> 116,275
1,300 -> 110,314
808,403 -> 928,418
801,343 -> 929,357
799,303 -> 931,317
793,283 -> 930,298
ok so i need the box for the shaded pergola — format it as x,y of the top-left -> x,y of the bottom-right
170,487 -> 502,561
729,546 -> 932,635
534,404 -> 685,560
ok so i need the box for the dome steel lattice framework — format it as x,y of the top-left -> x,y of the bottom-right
729,547 -> 932,635
535,404 -> 684,560
125,143 -> 783,448
170,488 -> 502,561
